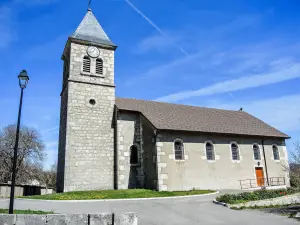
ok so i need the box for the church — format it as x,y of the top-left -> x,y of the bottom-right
56,8 -> 290,193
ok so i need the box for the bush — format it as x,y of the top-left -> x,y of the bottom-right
216,188 -> 300,204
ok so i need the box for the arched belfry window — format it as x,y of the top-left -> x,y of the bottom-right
174,139 -> 184,160
205,141 -> 215,160
96,58 -> 103,75
231,143 -> 240,160
130,145 -> 138,165
253,144 -> 261,160
83,56 -> 91,73
272,144 -> 280,160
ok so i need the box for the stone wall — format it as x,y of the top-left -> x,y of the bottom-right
117,111 -> 144,189
0,184 -> 53,198
56,85 -> 68,192
58,41 -> 116,192
141,116 -> 157,190
156,131 -> 289,191
0,213 -> 137,225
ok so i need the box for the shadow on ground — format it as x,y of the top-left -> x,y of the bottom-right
255,205 -> 300,220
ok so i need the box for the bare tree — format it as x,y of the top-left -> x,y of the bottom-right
38,162 -> 57,191
289,141 -> 300,187
0,124 -> 45,184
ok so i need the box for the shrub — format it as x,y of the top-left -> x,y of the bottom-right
216,188 -> 300,204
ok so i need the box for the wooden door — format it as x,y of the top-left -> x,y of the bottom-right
255,167 -> 264,187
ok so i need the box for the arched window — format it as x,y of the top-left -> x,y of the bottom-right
130,145 -> 138,165
96,58 -> 103,75
272,144 -> 280,160
174,139 -> 184,160
231,143 -> 240,160
205,142 -> 215,160
253,144 -> 261,160
82,56 -> 91,73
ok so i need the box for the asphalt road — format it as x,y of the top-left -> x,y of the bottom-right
0,194 -> 298,225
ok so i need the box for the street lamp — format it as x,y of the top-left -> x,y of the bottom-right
9,70 -> 29,214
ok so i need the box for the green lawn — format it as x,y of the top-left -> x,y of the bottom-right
21,189 -> 215,200
0,209 -> 53,214
216,188 -> 300,204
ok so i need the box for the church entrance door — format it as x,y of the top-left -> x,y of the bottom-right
255,167 -> 264,187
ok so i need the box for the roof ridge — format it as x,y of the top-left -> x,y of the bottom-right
116,97 -> 244,113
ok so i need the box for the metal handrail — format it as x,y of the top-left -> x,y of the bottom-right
238,177 -> 285,189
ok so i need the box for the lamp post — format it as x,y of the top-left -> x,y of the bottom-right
9,70 -> 29,214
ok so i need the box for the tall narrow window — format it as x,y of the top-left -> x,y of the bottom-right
174,139 -> 184,160
231,143 -> 240,160
82,56 -> 91,73
130,145 -> 138,165
206,142 -> 215,160
253,144 -> 261,160
96,58 -> 103,75
273,144 -> 280,160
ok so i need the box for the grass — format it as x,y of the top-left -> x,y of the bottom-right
0,209 -> 53,214
216,188 -> 300,204
21,189 -> 214,200
230,204 -> 295,210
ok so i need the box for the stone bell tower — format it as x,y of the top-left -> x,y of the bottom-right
57,8 -> 117,192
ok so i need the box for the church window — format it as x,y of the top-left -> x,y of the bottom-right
205,141 -> 215,160
253,144 -> 261,160
83,56 -> 91,73
96,58 -> 103,75
174,139 -> 184,160
231,143 -> 240,160
272,144 -> 280,160
130,145 -> 139,165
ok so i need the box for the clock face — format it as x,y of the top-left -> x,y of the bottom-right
87,46 -> 100,58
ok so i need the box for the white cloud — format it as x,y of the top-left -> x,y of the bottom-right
125,0 -> 188,56
44,149 -> 57,170
136,32 -> 183,54
206,94 -> 300,134
0,7 -> 16,48
156,60 -> 300,102
45,141 -> 58,149
42,126 -> 59,134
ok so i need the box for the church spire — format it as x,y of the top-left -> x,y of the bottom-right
71,7 -> 116,47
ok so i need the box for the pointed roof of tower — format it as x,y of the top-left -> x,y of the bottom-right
71,9 -> 116,47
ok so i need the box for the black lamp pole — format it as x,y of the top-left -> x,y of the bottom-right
9,70 -> 29,214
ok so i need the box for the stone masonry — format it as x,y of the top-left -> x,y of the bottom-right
57,41 -> 115,192
0,213 -> 138,225
117,112 -> 144,189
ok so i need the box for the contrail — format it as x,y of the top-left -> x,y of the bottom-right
124,0 -> 189,56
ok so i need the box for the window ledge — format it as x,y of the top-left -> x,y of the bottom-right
81,72 -> 105,78
207,160 -> 216,163
175,159 -> 186,162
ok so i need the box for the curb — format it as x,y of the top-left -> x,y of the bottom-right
212,199 -> 229,208
16,191 -> 219,203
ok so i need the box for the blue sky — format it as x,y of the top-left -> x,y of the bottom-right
0,0 -> 299,169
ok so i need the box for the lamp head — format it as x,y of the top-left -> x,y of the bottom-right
18,70 -> 29,89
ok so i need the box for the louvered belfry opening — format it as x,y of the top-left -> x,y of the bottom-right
96,58 -> 103,75
83,56 -> 91,73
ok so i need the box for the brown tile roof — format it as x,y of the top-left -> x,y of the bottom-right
116,98 -> 289,139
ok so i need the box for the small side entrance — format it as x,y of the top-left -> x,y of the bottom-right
255,167 -> 264,187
